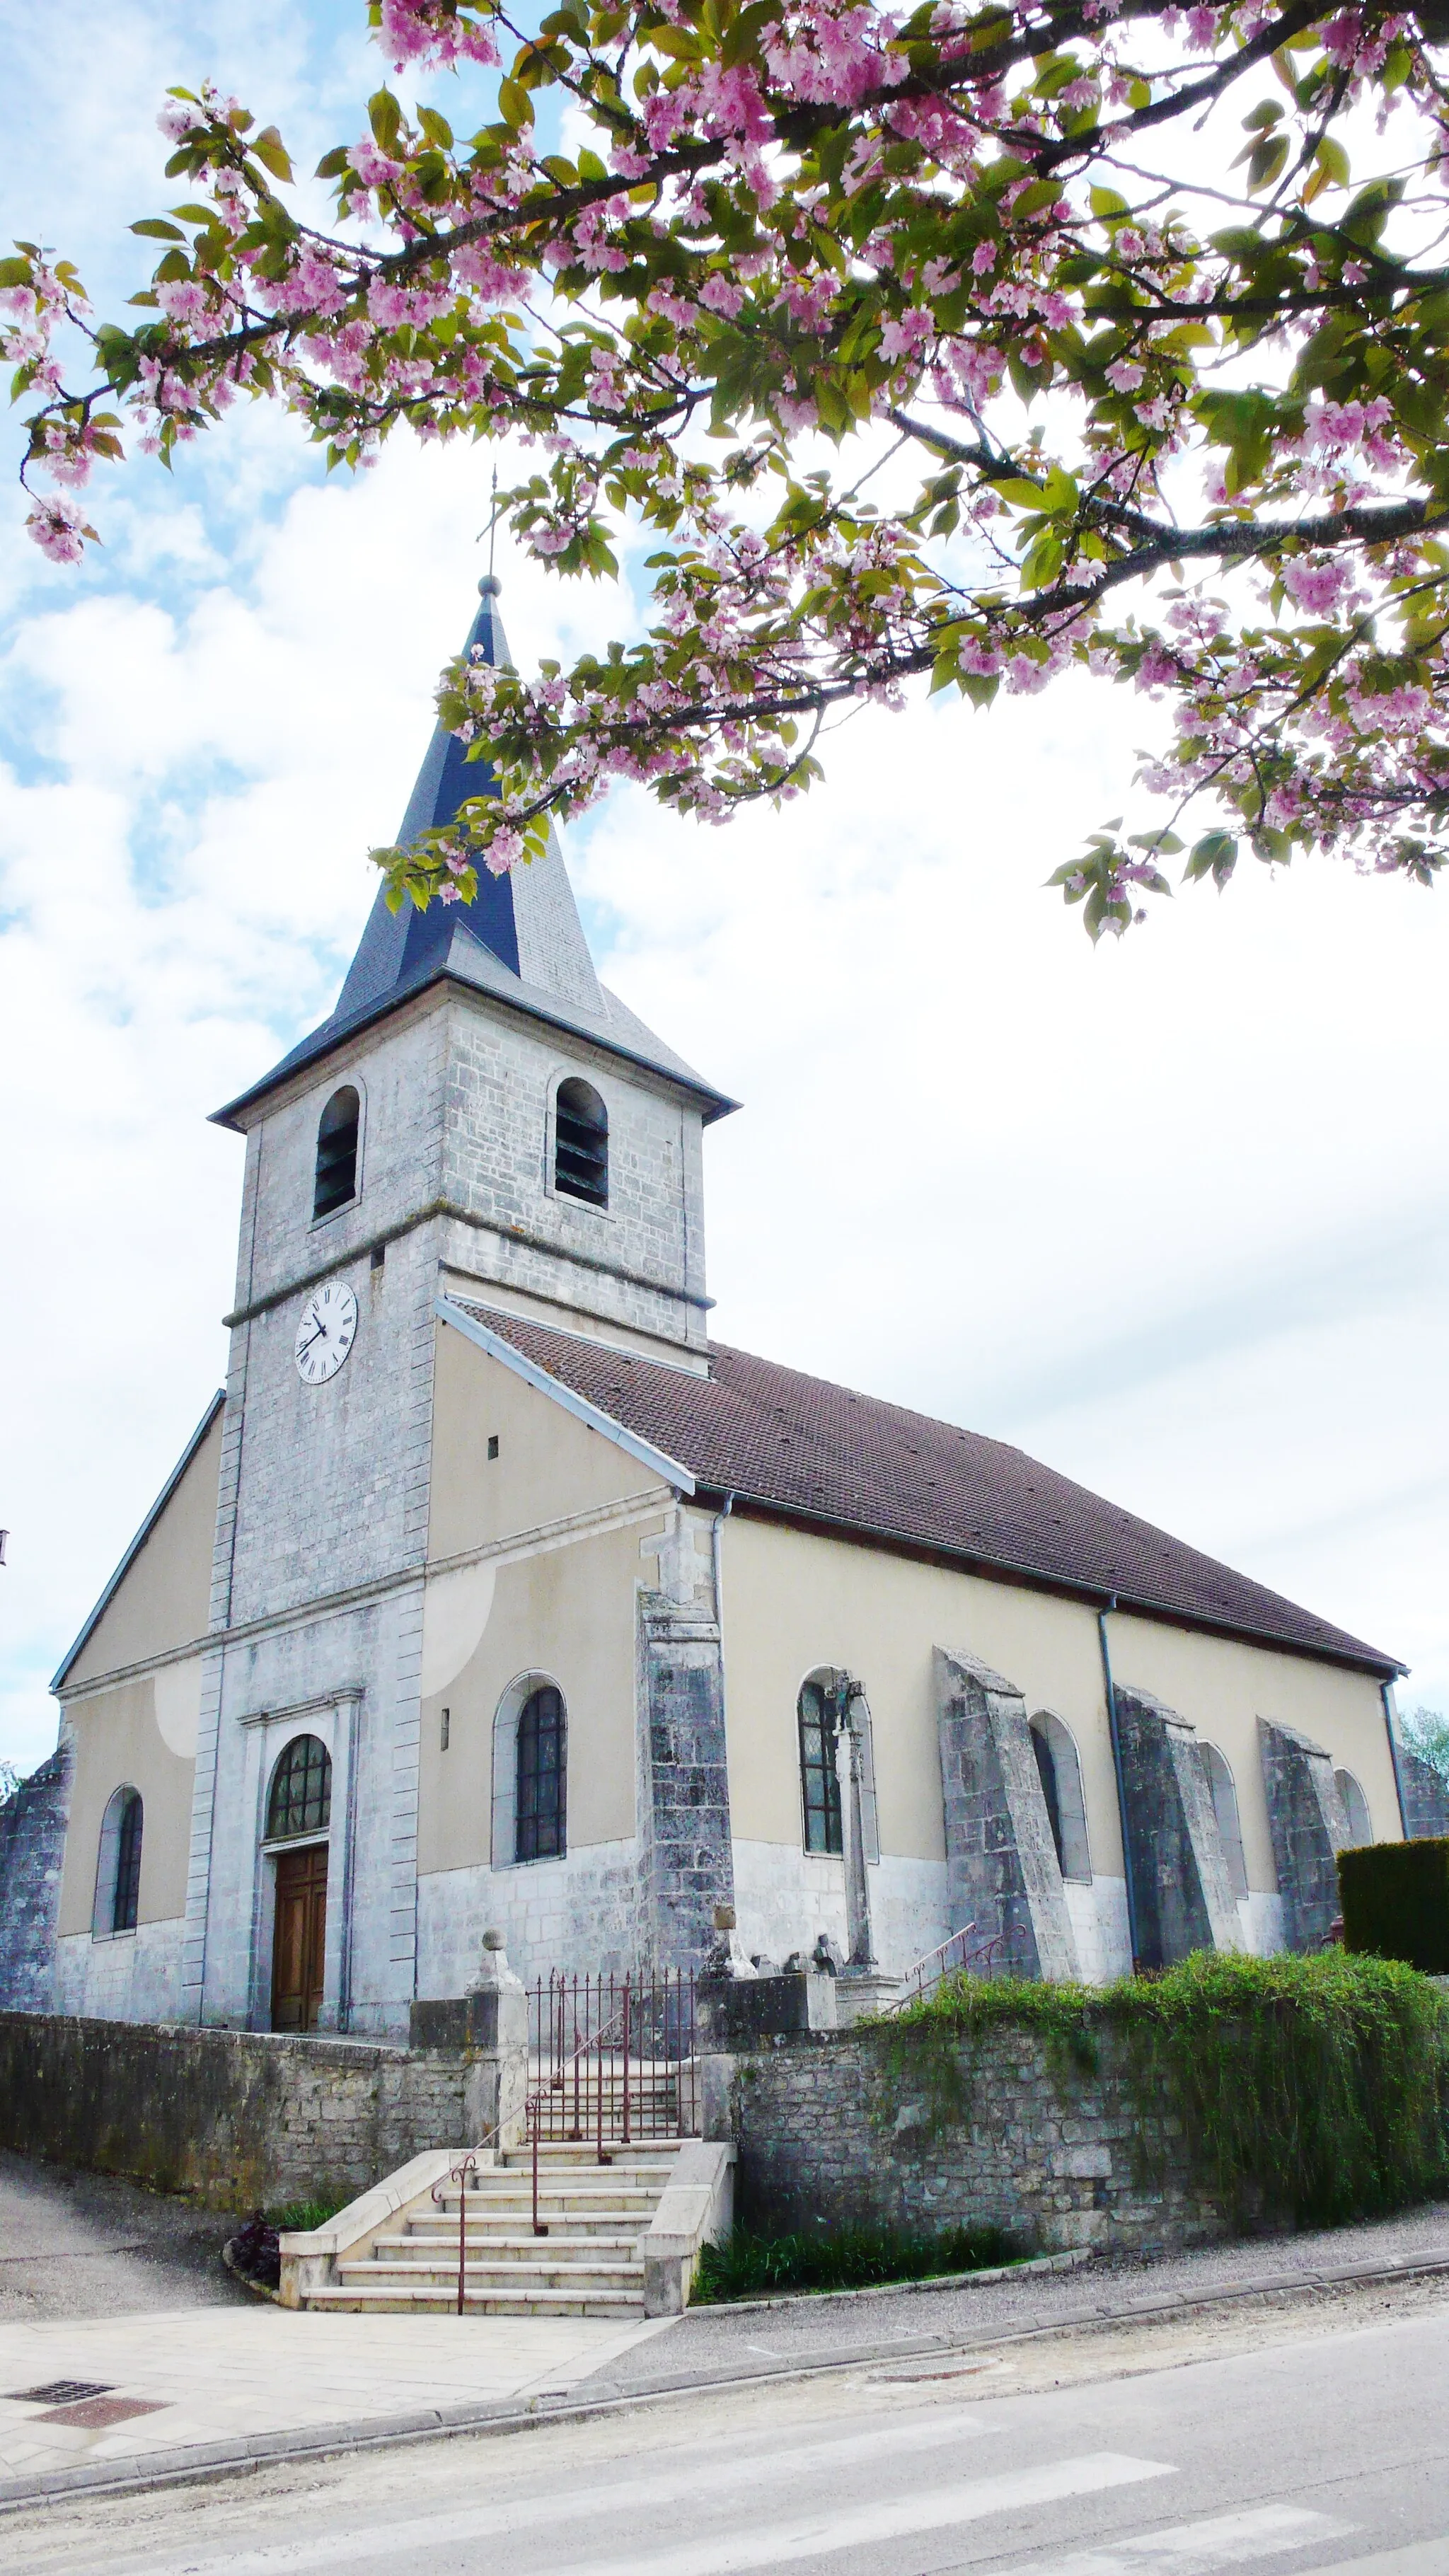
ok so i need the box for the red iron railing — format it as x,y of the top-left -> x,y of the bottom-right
527,1968 -> 698,2145
886,1922 -> 1005,2013
432,1967 -> 699,2311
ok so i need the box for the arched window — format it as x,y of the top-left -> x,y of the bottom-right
313,1086 -> 360,1220
1335,1767 -> 1373,1849
553,1078 -> 608,1208
516,1685 -> 567,1861
797,1677 -> 843,1856
267,1735 -> 333,1840
93,1786 -> 143,1936
1203,1743 -> 1249,1900
1029,1714 -> 1092,1883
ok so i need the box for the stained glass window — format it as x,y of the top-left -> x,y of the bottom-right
267,1735 -> 333,1839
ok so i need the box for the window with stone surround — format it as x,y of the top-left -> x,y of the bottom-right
1202,1743 -> 1249,1900
516,1685 -> 567,1861
313,1086 -> 360,1220
1029,1713 -> 1092,1883
553,1077 -> 608,1208
797,1677 -> 843,1856
93,1785 -> 144,1936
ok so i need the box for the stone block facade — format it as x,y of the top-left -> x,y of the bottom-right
1402,1750 -> 1449,1842
1259,1717 -> 1348,1951
0,1743 -> 72,2014
935,1650 -> 1076,1978
1116,1684 -> 1242,1968
0,2009 -> 485,2212
718,2023 -> 1231,2260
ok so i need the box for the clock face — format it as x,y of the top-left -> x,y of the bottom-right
294,1281 -> 358,1386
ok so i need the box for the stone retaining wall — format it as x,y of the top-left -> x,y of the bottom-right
0,2011 -> 486,2212
720,2022 -> 1232,2258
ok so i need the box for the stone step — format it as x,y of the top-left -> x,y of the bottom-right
341,2258 -> 645,2290
303,2284 -> 645,2316
399,2222 -> 645,2247
432,2187 -> 666,2213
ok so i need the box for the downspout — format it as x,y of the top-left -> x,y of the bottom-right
710,1491 -> 734,1634
1097,1597 -> 1142,1975
1382,1680 -> 1410,1839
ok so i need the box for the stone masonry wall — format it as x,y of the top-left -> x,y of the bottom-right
722,2024 -> 1231,2259
0,2011 -> 480,2212
0,1744 -> 71,2013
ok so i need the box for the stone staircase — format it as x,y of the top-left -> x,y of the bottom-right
296,2140 -> 689,2316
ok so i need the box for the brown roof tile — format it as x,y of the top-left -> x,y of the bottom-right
451,1300 -> 1400,1676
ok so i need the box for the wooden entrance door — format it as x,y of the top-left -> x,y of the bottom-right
272,1844 -> 328,2031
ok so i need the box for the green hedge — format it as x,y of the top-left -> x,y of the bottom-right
884,1949 -> 1449,2229
1340,1839 -> 1449,1975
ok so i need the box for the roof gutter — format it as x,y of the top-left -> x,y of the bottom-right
1097,1597 -> 1143,1977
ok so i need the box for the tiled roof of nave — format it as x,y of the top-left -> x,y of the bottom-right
452,1301 -> 1399,1675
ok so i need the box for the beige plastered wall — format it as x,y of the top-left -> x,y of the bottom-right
57,1674 -> 197,1934
720,1514 -> 1400,1895
419,1319 -> 674,1872
1107,1611 -> 1399,1891
64,1407 -> 223,1689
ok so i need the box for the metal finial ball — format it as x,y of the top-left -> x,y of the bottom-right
478,572 -> 502,598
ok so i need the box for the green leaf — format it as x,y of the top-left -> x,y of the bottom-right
250,126 -> 294,183
418,105 -> 455,151
0,255 -> 33,289
315,147 -> 350,180
131,219 -> 186,241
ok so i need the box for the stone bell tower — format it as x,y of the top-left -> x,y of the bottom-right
181,577 -> 735,2034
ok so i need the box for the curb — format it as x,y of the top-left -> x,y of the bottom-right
3,2242 -> 1448,2517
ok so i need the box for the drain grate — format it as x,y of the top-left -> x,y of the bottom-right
37,2396 -> 168,2430
6,2380 -> 115,2405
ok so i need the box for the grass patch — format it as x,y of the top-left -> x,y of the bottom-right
885,1948 -> 1449,2231
693,2221 -> 1020,2303
266,2193 -> 351,2233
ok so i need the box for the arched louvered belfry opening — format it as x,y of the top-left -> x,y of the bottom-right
553,1077 -> 608,1208
93,1786 -> 144,1936
313,1086 -> 360,1219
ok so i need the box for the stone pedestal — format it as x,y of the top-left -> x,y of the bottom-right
833,1971 -> 901,2027
407,1930 -> 529,2147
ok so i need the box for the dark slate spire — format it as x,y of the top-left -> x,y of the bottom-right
212,574 -> 734,1133
335,573 -> 521,1009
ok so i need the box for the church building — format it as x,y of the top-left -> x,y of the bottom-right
5,577 -> 1414,2038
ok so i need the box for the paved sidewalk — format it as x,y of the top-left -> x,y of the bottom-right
0,2304 -> 671,2491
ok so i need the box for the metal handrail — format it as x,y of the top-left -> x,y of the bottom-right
432,1987 -> 640,2314
884,1921 -> 1005,2014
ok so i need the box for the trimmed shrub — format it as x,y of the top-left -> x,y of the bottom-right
694,2221 -> 1019,2303
1340,1839 -> 1449,1975
884,1948 -> 1449,2230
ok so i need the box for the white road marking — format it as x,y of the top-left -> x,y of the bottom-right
529,2454 -> 1175,2576
1003,2502 -> 1352,2574
151,2406 -> 996,2574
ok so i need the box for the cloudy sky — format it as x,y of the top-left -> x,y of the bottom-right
3,1 -> 1447,1778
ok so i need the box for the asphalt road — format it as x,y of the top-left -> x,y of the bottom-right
0,2152 -> 248,2321
9,2292 -> 1448,2575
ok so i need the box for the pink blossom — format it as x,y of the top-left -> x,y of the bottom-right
1105,358 -> 1143,391
25,493 -> 91,562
